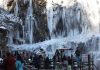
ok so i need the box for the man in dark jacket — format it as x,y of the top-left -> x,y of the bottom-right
34,54 -> 41,69
45,57 -> 50,69
75,48 -> 81,66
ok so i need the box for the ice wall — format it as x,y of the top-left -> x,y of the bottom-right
46,0 -> 100,39
24,0 -> 37,44
0,0 -> 4,8
1,0 -> 100,63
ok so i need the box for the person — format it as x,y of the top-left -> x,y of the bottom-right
67,56 -> 72,70
62,56 -> 68,70
75,48 -> 81,66
16,54 -> 24,70
45,57 -> 50,69
3,52 -> 16,70
75,48 -> 81,57
33,54 -> 41,70
67,56 -> 72,65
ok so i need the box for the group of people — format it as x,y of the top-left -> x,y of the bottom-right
53,53 -> 72,70
52,47 -> 82,70
0,47 -> 82,70
0,51 -> 51,70
2,52 -> 23,70
33,54 -> 50,69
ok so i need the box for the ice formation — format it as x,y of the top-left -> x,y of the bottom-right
0,0 -> 100,62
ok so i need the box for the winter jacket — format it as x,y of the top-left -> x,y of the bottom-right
16,60 -> 23,70
3,56 -> 16,70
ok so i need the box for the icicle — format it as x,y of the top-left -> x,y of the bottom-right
46,0 -> 53,37
25,0 -> 37,44
16,30 -> 20,40
8,31 -> 13,45
47,0 -> 62,38
0,0 -> 4,8
14,0 -> 19,17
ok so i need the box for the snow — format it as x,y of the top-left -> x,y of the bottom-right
10,31 -> 98,58
0,26 -> 7,30
0,58 -> 3,61
11,32 -> 93,50
0,8 -> 22,31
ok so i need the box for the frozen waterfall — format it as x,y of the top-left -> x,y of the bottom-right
24,0 -> 37,44
1,0 -> 100,62
14,0 -> 19,17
